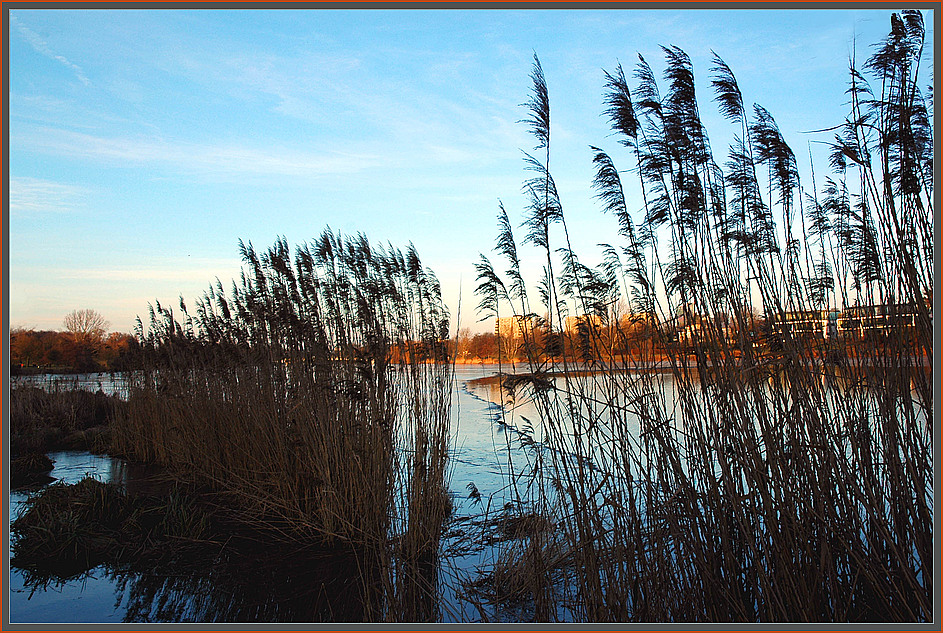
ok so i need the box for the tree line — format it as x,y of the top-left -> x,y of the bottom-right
10,309 -> 138,374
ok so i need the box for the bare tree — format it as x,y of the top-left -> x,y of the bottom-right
455,327 -> 473,360
63,309 -> 110,345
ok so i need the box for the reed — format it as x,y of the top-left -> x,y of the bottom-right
12,476 -> 372,621
10,385 -> 118,458
473,10 -> 932,622
112,229 -> 454,621
11,477 -> 214,579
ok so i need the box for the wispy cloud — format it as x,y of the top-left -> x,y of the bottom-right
55,259 -> 243,283
13,125 -> 383,179
11,14 -> 90,85
169,43 -> 519,162
8,177 -> 88,214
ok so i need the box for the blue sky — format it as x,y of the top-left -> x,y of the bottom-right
6,7 -> 935,334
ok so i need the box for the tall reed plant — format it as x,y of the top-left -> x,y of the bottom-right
113,229 -> 454,621
474,10 -> 932,622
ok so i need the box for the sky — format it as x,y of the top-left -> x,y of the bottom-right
5,6 -> 935,335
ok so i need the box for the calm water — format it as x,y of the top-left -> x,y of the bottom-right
8,451 -> 130,624
7,365 -> 541,623
11,372 -> 130,398
8,365 -> 923,622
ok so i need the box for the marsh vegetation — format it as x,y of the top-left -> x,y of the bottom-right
110,230 -> 454,621
8,10 -> 933,624
470,9 -> 932,622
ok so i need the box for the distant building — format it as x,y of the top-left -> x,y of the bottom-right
769,304 -> 922,340
675,321 -> 707,346
495,315 -> 540,340
837,303 -> 920,337
564,314 -> 602,335
769,309 -> 837,339
494,315 -> 543,360
618,312 -> 654,328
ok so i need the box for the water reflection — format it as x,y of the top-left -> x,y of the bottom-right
8,451 -> 381,623
112,541 -> 373,622
13,542 -> 376,623
9,567 -> 125,624
11,372 -> 130,398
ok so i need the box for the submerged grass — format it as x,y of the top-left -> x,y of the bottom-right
9,453 -> 55,489
11,476 -> 375,622
473,11 -> 932,623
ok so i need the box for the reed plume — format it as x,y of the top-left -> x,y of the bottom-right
470,11 -> 932,622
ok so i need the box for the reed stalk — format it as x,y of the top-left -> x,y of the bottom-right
473,10 -> 932,622
112,229 -> 454,621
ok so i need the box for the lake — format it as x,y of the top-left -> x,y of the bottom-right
8,365 -> 566,623
7,362 -> 929,623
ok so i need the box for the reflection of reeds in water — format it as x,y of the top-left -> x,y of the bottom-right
112,229 -> 453,621
112,536 -> 376,622
474,11 -> 932,622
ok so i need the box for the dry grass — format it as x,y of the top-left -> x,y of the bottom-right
473,11 -> 932,622
9,386 -> 119,460
110,230 -> 454,621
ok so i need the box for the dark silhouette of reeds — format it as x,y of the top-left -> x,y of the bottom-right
473,11 -> 931,622
112,229 -> 453,621
10,385 -> 118,460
